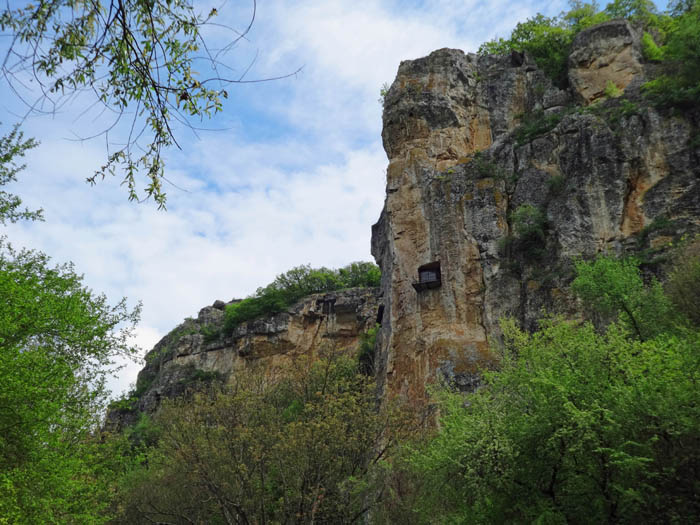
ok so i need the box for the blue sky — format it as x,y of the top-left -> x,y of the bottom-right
1,0 -> 667,396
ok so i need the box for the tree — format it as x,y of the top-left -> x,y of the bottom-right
223,262 -> 381,335
0,240 -> 141,522
0,1 -> 298,208
571,255 -> 677,340
642,0 -> 700,108
115,354 -> 410,524
403,257 -> 700,523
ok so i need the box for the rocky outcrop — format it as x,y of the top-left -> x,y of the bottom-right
106,288 -> 380,429
569,20 -> 644,105
372,22 -> 700,405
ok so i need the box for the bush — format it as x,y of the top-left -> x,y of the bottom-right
641,31 -> 664,61
514,109 -> 566,146
510,204 -> 547,259
358,323 -> 380,375
546,174 -> 566,195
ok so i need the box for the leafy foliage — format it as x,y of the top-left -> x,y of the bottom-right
479,14 -> 576,88
572,255 -> 677,339
114,354 -> 410,524
358,323 -> 380,375
0,125 -> 42,224
666,236 -> 700,325
402,257 -> 700,524
479,2 -> 611,88
604,0 -> 660,24
0,1 -> 293,207
643,1 -> 700,108
503,204 -> 548,261
514,109 -> 567,146
641,31 -> 664,61
224,262 -> 381,335
0,241 -> 140,523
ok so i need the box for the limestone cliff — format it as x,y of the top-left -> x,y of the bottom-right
106,288 -> 380,429
115,20 -> 700,423
371,20 -> 700,404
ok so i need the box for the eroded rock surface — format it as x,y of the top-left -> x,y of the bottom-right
106,288 -> 380,430
372,38 -> 700,406
569,20 -> 644,104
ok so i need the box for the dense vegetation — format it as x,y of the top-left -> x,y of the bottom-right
2,1 -> 700,523
223,262 -> 381,335
480,0 -> 700,108
103,244 -> 700,524
388,246 -> 700,523
113,354 -> 412,524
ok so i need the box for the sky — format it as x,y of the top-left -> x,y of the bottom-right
2,0 -> 668,397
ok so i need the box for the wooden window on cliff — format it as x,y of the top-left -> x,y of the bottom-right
412,261 -> 441,292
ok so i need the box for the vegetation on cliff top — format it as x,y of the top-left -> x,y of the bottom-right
223,261 -> 380,335
480,0 -> 700,108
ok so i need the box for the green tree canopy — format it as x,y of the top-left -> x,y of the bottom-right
0,241 -> 140,522
401,256 -> 700,523
115,354 -> 410,524
224,262 -> 381,334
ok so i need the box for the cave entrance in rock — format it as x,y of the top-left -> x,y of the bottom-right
412,261 -> 441,291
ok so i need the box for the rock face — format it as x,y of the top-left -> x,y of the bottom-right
569,20 -> 644,105
371,22 -> 700,405
106,288 -> 380,429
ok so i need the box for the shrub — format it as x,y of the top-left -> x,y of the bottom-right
642,31 -> 664,61
514,110 -> 566,146
358,323 -> 380,375
546,174 -> 566,195
604,79 -> 623,98
510,204 -> 547,259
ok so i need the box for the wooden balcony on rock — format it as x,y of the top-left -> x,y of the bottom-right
412,262 -> 441,292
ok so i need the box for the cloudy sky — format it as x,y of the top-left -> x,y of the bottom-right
1,0 -> 667,396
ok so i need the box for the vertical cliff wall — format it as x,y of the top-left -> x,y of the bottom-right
371,21 -> 700,404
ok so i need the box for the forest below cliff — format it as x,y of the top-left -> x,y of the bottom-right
1,0 -> 700,523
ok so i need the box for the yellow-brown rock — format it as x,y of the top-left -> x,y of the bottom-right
372,40 -> 700,407
568,20 -> 644,105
